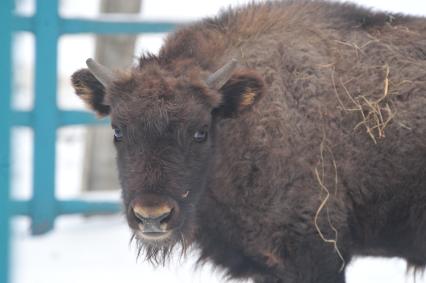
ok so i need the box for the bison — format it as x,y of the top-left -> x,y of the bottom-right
71,1 -> 426,282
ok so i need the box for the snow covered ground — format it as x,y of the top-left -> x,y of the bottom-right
9,0 -> 426,282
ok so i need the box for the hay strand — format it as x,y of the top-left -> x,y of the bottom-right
332,65 -> 395,143
314,126 -> 346,271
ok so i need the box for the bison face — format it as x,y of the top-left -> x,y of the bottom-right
71,58 -> 264,263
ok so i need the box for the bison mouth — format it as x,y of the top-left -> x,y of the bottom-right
137,231 -> 173,241
131,224 -> 193,265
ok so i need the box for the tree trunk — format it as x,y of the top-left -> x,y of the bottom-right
82,0 -> 141,192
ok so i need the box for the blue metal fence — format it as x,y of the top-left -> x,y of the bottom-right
0,1 -> 179,282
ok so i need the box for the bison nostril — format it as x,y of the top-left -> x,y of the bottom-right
134,211 -> 148,224
159,208 -> 173,224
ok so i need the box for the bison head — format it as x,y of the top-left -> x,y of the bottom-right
71,57 -> 264,263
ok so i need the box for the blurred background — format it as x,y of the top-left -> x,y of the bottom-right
2,0 -> 426,282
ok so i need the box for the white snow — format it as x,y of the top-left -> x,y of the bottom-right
10,0 -> 426,282
11,215 -> 241,283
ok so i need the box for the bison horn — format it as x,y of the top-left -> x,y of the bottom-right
206,58 -> 238,89
86,58 -> 115,87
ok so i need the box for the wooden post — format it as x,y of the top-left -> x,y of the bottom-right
83,0 -> 141,192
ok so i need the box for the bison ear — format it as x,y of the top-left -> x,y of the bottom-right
71,68 -> 110,117
213,70 -> 265,118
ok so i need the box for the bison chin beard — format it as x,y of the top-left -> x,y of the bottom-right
130,219 -> 196,266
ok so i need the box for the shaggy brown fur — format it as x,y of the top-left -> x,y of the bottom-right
71,1 -> 426,282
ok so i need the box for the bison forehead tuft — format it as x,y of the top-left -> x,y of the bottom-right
107,66 -> 177,103
110,91 -> 210,127
107,72 -> 214,126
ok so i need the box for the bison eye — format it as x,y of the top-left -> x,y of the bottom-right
113,128 -> 123,142
193,129 -> 208,143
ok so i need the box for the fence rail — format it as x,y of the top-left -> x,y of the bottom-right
13,15 -> 180,34
0,1 -> 180,282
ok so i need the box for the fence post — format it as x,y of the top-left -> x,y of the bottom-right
31,0 -> 60,235
0,0 -> 13,281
